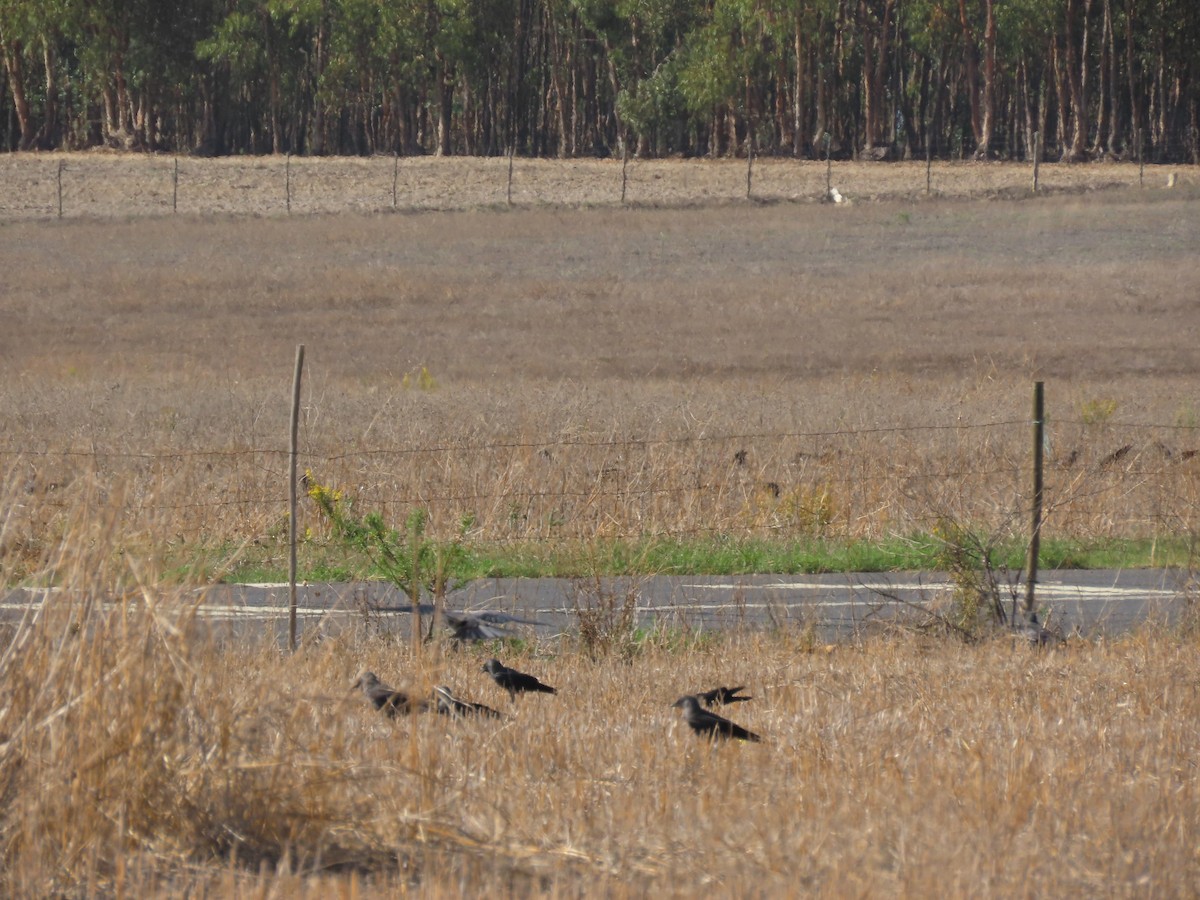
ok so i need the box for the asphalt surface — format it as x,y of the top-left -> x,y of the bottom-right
3,569 -> 1191,644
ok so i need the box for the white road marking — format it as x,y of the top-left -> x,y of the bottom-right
0,602 -> 344,618
684,582 -> 1179,600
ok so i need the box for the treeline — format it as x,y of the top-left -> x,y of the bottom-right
1,1 -> 1197,162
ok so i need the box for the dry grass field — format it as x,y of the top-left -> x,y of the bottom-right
1,509 -> 1199,897
1,155 -> 1200,895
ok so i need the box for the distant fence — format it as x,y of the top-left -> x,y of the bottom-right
0,154 -> 1191,222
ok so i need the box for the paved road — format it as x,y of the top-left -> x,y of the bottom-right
4,569 -> 1190,643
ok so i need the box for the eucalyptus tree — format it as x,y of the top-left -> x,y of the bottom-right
767,0 -> 834,157
954,0 -> 998,157
1136,0 -> 1200,161
0,0 -> 60,149
42,0 -> 215,150
677,0 -> 779,156
993,0 -> 1056,159
318,0 -> 437,154
567,0 -> 694,156
198,0 -> 326,154
804,0 -> 855,158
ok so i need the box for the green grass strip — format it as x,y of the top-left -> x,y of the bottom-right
214,532 -> 1196,584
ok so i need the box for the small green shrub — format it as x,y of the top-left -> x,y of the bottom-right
1080,397 -> 1118,425
1174,403 -> 1199,430
401,365 -> 438,390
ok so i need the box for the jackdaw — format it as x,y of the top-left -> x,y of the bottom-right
483,658 -> 557,699
672,694 -> 761,743
351,670 -> 431,718
444,610 -> 543,643
434,684 -> 504,720
365,603 -> 543,642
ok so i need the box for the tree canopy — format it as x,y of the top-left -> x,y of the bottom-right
1,0 -> 1196,161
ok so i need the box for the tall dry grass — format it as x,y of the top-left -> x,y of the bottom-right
2,482 -> 1199,896
3,404 -> 1198,580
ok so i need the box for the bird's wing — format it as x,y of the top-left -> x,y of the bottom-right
465,610 -> 544,626
709,709 -> 760,741
447,616 -> 511,641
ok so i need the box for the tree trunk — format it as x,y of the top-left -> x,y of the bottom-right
976,0 -> 997,158
1126,0 -> 1140,154
311,3 -> 330,155
859,0 -> 894,152
1154,20 -> 1166,157
1,35 -> 37,150
793,18 -> 806,157
40,37 -> 59,149
1062,0 -> 1088,161
1052,35 -> 1069,158
603,47 -> 624,158
1019,55 -> 1037,159
1094,0 -> 1111,154
958,0 -> 982,152
547,3 -> 567,157
436,55 -> 452,156
1078,0 -> 1093,153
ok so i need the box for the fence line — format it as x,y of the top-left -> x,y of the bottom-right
1,155 -> 1189,223
5,416 -> 1198,463
3,415 -> 1197,553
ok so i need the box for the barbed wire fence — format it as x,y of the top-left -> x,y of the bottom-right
4,403 -> 1198,582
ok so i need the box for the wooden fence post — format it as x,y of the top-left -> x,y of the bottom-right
1024,380 -> 1045,615
288,344 -> 305,651
392,151 -> 399,209
1031,132 -> 1041,193
746,133 -> 754,200
621,142 -> 629,204
825,133 -> 833,198
173,157 -> 179,213
1138,128 -> 1145,187
507,147 -> 515,206
286,152 -> 292,214
57,160 -> 64,218
925,127 -> 932,195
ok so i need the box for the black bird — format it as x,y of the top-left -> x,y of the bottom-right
483,658 -> 557,700
444,610 -> 543,643
697,686 -> 752,707
434,684 -> 504,720
351,670 -> 430,718
365,603 -> 544,642
672,695 -> 761,743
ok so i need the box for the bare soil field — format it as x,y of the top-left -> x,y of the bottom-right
1,155 -> 1199,560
